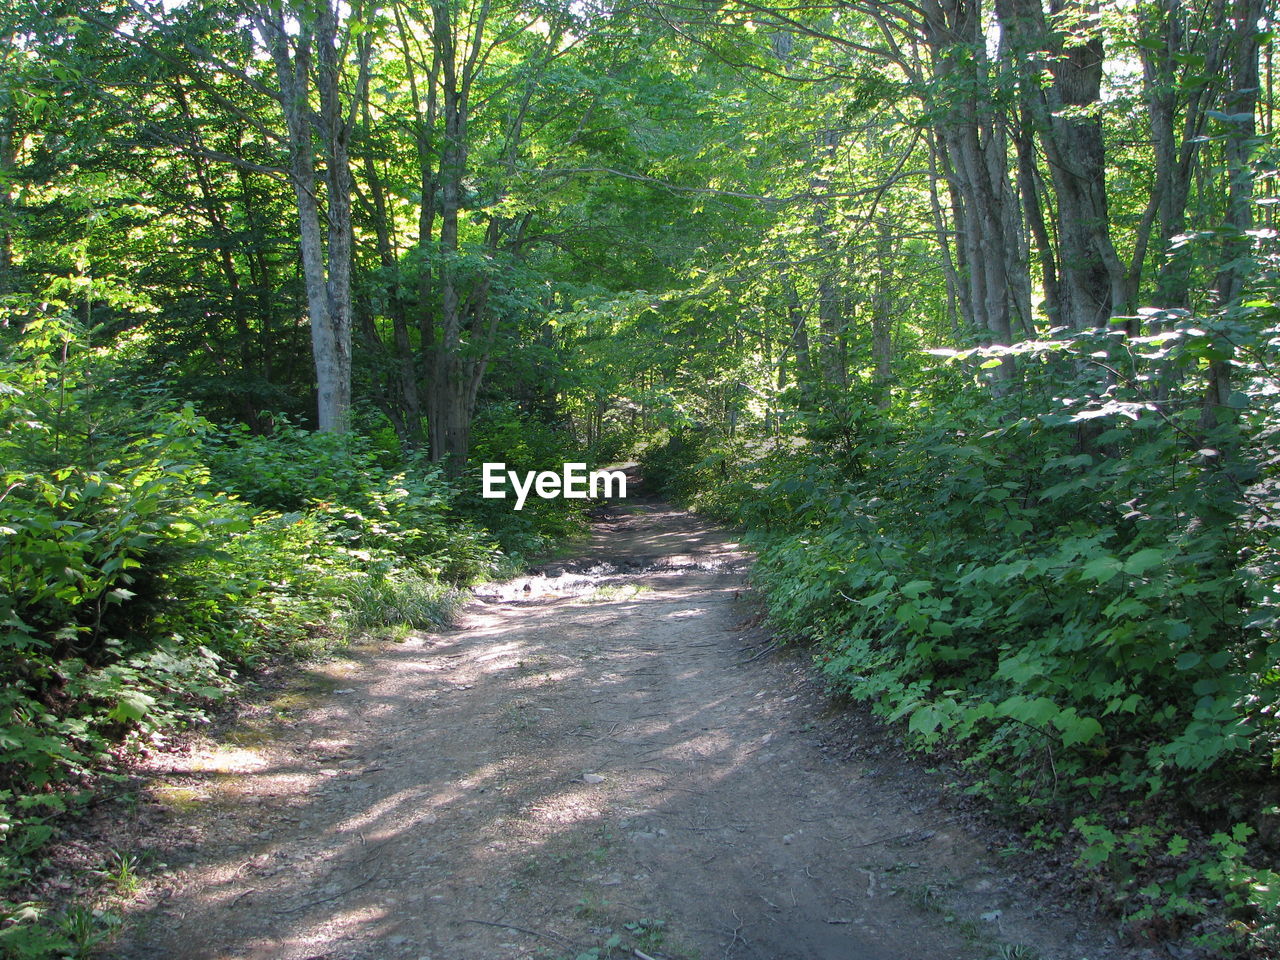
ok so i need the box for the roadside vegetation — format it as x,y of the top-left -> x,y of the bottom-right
641,312 -> 1280,953
3,0 -> 1280,954
0,313 -> 598,957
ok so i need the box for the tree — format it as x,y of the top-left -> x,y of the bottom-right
251,0 -> 372,433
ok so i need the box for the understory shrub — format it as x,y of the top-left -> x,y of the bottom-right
0,313 -> 521,952
456,403 -> 591,559
206,422 -> 499,583
649,318 -> 1280,952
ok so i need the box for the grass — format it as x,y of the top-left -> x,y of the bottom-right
902,877 -> 1042,960
992,946 -> 1041,960
498,699 -> 536,733
547,913 -> 687,960
340,574 -> 464,633
55,905 -> 121,957
0,867 -> 129,960
148,784 -> 210,814
99,851 -> 140,897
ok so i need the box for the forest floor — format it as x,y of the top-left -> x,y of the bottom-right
99,478 -> 1155,960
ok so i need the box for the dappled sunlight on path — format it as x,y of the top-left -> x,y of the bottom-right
110,494 -> 1136,960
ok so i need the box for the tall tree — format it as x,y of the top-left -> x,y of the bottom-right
252,0 -> 373,433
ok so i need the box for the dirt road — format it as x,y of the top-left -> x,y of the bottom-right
111,491 -> 1141,960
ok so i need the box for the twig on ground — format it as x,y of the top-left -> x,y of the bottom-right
463,918 -> 573,948
274,871 -> 380,914
723,907 -> 748,960
738,642 -> 779,665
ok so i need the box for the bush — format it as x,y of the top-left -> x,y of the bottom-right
658,321 -> 1280,949
207,422 -> 499,583
456,404 -> 590,559
205,421 -> 395,513
0,313 -> 505,932
0,314 -> 239,898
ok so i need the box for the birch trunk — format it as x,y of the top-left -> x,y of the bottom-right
257,0 -> 360,434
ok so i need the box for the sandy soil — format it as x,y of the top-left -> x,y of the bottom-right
106,486 -> 1153,960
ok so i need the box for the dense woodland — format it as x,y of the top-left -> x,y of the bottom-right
2,0 -> 1280,954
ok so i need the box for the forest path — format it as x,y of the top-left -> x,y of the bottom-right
111,482 -> 1132,960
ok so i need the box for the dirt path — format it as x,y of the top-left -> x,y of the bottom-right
110,489 -> 1144,960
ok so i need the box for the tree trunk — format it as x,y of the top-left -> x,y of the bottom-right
257,0 -> 358,434
997,0 -> 1125,330
924,130 -> 967,336
871,221 -> 895,408
1013,105 -> 1060,328
1205,0 -> 1264,429
920,0 -> 1021,386
813,128 -> 849,390
0,104 -> 14,298
1136,0 -> 1230,313
361,104 -> 424,443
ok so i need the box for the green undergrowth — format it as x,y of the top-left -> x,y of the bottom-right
453,402 -> 595,560
0,315 -> 581,957
641,320 -> 1280,956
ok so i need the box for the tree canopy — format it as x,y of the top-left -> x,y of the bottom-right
4,0 -> 1280,953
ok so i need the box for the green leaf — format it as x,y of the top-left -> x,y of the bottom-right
108,692 -> 156,724
909,700 -> 957,736
1081,556 -> 1122,582
1175,652 -> 1202,671
998,695 -> 1059,727
1192,678 -> 1220,696
997,656 -> 1042,684
1122,548 -> 1165,576
1053,709 -> 1103,747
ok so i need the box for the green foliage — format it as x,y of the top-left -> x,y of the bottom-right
1069,816 -> 1280,951
341,574 -> 464,633
7,0 -> 1279,954
636,427 -> 752,520
0,900 -> 121,960
457,404 -> 590,560
208,422 -> 498,583
0,315 -> 517,940
0,315 -> 229,823
652,314 -> 1280,948
205,422 -> 396,513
